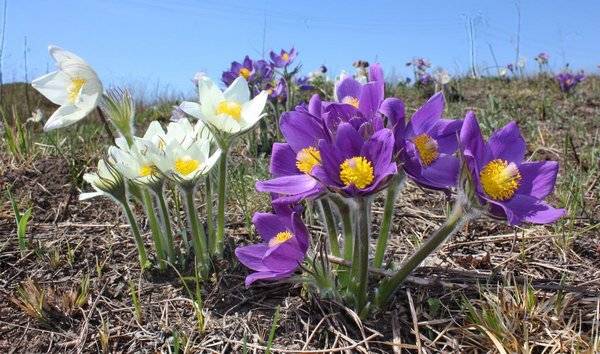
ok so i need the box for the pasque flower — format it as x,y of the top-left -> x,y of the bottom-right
80,159 -> 124,201
255,95 -> 328,204
313,123 -> 397,197
399,92 -> 463,190
235,207 -> 309,287
270,47 -> 297,68
31,45 -> 103,131
179,76 -> 268,136
222,56 -> 274,87
555,71 -> 585,93
460,112 -> 565,225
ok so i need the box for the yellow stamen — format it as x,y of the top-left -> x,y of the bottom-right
342,96 -> 360,109
268,230 -> 293,248
281,52 -> 290,62
339,156 -> 374,189
296,147 -> 321,174
480,159 -> 522,201
413,133 -> 439,166
68,77 -> 86,104
138,164 -> 157,177
215,100 -> 242,121
239,67 -> 251,79
174,157 -> 200,176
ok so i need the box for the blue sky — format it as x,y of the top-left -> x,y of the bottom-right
6,0 -> 599,96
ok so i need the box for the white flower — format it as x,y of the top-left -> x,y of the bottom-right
179,76 -> 267,136
517,57 -> 527,69
153,137 -> 221,184
108,137 -> 162,187
26,108 -> 44,123
80,159 -> 122,200
31,46 -> 103,131
138,119 -> 212,154
433,68 -> 451,85
499,68 -> 508,77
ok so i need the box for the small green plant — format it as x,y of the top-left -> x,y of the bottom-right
98,315 -> 110,354
265,306 -> 281,354
128,280 -> 143,323
1,107 -> 32,160
7,188 -> 32,253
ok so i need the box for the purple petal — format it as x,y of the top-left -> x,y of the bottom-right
335,122 -> 364,158
369,63 -> 384,83
262,242 -> 305,272
308,94 -> 322,118
256,175 -> 320,196
517,161 -> 559,199
291,212 -> 309,253
363,128 -> 395,173
235,244 -> 269,271
460,111 -> 492,173
421,154 -> 459,189
409,92 -> 444,135
358,81 -> 383,118
280,111 -> 326,152
488,121 -> 526,163
492,194 -> 565,225
244,270 -> 293,287
251,212 -> 288,242
270,143 -> 298,177
336,77 -> 361,102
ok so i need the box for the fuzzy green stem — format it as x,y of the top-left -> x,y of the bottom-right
214,149 -> 228,256
121,199 -> 149,270
354,197 -> 371,316
373,173 -> 404,268
319,198 -> 340,257
183,187 -> 209,274
375,202 -> 467,307
156,187 -> 176,262
141,189 -> 165,270
205,174 -> 214,249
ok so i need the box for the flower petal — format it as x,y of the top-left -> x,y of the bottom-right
410,92 -> 444,135
223,76 -> 250,103
43,105 -> 90,131
270,143 -> 299,177
488,121 -> 526,163
517,161 -> 559,199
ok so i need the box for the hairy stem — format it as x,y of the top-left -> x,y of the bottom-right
214,149 -> 228,256
373,173 -> 405,268
375,202 -> 468,307
155,187 -> 176,263
141,189 -> 165,270
183,187 -> 209,274
319,198 -> 340,257
120,198 -> 149,270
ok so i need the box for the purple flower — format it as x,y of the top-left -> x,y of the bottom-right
222,56 -> 254,86
555,71 -> 585,93
506,63 -> 514,72
459,112 -> 565,225
296,76 -> 314,91
417,73 -> 433,85
256,95 -> 328,204
222,56 -> 274,87
270,48 -> 297,68
312,123 -> 397,197
235,208 -> 309,287
535,52 -> 549,65
334,63 -> 385,119
398,93 -> 463,190
267,78 -> 287,103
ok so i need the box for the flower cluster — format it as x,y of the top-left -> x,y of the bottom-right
555,70 -> 585,93
406,57 -> 433,85
535,52 -> 549,65
242,63 -> 565,315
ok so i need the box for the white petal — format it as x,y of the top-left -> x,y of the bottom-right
79,191 -> 104,201
198,77 -> 223,113
202,149 -> 222,174
207,115 -> 241,134
223,76 -> 250,103
179,101 -> 202,119
31,71 -> 71,106
143,121 -> 166,140
239,90 -> 268,133
49,45 -> 87,65
43,105 -> 90,131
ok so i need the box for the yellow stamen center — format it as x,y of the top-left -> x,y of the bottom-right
268,230 -> 293,248
479,159 -> 522,201
413,133 -> 439,166
296,147 -> 321,174
174,157 -> 200,176
342,96 -> 360,109
138,164 -> 157,177
68,77 -> 86,104
281,52 -> 290,62
339,156 -> 374,189
239,67 -> 251,79
215,100 -> 242,121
